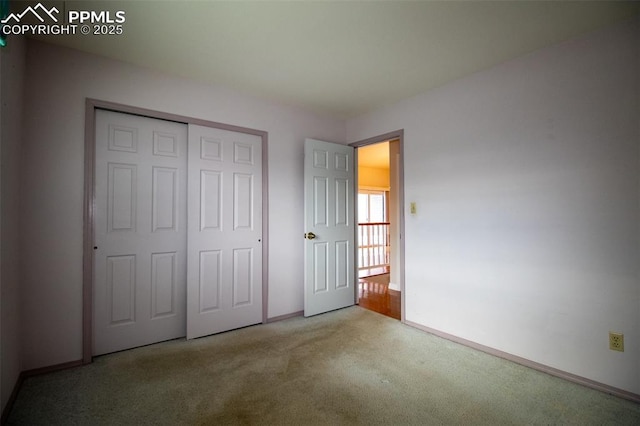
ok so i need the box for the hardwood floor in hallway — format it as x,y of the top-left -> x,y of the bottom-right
357,273 -> 400,320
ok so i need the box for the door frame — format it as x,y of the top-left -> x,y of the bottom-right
83,98 -> 269,363
350,130 -> 405,322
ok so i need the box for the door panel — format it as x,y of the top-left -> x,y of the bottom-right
108,163 -> 137,232
150,252 -> 177,318
94,110 -> 187,356
304,139 -> 355,316
151,167 -> 178,231
106,255 -> 135,325
187,125 -> 262,339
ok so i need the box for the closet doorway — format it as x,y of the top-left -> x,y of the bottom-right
84,100 -> 268,362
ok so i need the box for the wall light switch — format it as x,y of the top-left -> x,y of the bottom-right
410,202 -> 417,215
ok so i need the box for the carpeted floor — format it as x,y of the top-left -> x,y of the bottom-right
7,306 -> 640,425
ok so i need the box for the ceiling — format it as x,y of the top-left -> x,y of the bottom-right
21,0 -> 640,118
359,142 -> 390,170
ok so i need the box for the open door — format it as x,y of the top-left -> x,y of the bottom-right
304,139 -> 355,316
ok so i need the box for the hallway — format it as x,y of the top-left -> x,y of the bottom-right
358,273 -> 400,320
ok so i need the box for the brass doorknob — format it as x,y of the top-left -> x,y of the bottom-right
304,232 -> 316,240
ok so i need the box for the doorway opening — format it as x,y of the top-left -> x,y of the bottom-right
352,133 -> 404,321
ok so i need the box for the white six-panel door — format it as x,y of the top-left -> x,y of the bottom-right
186,124 -> 263,339
94,110 -> 188,355
94,110 -> 263,355
304,139 -> 355,316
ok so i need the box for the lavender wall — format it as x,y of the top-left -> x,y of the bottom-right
347,18 -> 640,394
0,35 -> 26,413
20,40 -> 345,370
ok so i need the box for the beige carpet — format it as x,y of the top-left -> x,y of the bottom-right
7,306 -> 640,425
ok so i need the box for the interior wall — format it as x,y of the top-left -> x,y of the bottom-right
347,18 -> 640,394
20,40 -> 345,370
1,36 -> 3,415
358,166 -> 389,189
0,35 -> 26,413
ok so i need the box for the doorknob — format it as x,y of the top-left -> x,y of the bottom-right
304,232 -> 316,240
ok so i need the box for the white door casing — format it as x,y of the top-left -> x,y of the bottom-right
94,110 -> 187,355
187,124 -> 263,339
304,139 -> 355,317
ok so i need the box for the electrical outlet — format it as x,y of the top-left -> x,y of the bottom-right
609,332 -> 624,352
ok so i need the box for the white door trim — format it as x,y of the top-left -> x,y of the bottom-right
83,98 -> 269,363
350,130 -> 405,323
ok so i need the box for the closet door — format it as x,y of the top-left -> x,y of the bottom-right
187,124 -> 263,339
94,110 -> 187,355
